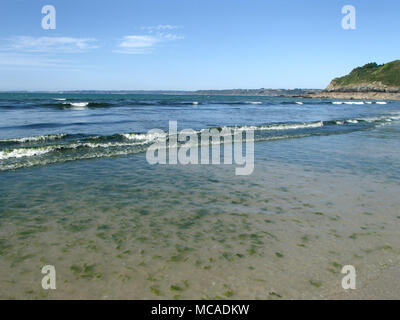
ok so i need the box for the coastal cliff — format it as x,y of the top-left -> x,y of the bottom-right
310,60 -> 400,100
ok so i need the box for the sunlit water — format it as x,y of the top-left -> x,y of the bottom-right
0,94 -> 399,299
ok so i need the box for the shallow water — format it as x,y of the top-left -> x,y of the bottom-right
0,94 -> 399,299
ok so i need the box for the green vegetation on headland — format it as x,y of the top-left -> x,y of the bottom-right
307,60 -> 400,100
326,60 -> 400,93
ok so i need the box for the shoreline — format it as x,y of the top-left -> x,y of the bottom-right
304,91 -> 400,101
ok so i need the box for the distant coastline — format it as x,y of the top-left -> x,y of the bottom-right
2,89 -> 399,100
0,88 -> 322,97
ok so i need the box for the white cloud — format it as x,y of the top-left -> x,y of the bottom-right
119,35 -> 159,48
114,35 -> 160,54
141,25 -> 180,32
115,26 -> 184,54
159,33 -> 184,41
4,36 -> 98,53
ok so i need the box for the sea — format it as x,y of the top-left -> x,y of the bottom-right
1,93 -> 399,299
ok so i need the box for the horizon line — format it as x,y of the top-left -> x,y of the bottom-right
0,88 -> 324,93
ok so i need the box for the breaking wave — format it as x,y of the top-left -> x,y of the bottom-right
1,113 -> 399,171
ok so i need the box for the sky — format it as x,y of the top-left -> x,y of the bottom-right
0,0 -> 399,91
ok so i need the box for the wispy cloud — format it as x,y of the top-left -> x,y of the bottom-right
114,25 -> 184,54
114,35 -> 160,54
0,52 -> 89,71
3,36 -> 98,53
140,25 -> 180,32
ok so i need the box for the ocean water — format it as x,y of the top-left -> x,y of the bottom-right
0,93 -> 400,299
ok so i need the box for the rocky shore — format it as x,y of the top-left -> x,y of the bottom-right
305,91 -> 400,101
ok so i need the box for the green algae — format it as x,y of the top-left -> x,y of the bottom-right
170,284 -> 183,292
150,286 -> 162,296
224,290 -> 235,297
70,263 -> 98,279
309,280 -> 322,288
269,292 -> 282,298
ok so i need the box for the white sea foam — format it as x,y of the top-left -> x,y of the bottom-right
192,101 -> 199,105
229,121 -> 324,132
332,101 -> 343,105
362,117 -> 381,123
67,142 -> 144,149
72,102 -> 89,107
0,134 -> 66,143
54,98 -> 66,101
119,122 -> 325,144
0,149 -> 142,171
296,101 -> 304,105
0,140 -> 146,160
344,101 -> 364,105
0,147 -> 54,160
353,115 -> 400,123
121,132 -> 167,142
63,102 -> 89,109
260,121 -> 324,131
246,101 -> 262,105
376,101 -> 387,105
3,112 -> 399,170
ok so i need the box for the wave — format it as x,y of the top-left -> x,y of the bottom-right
69,102 -> 89,107
0,133 -> 317,171
156,101 -> 203,106
2,114 -> 399,170
245,101 -> 262,105
121,132 -> 167,142
332,101 -> 364,105
220,121 -> 324,132
63,102 -> 89,109
0,140 -> 147,160
60,102 -> 113,109
261,121 -> 323,130
1,97 -> 394,111
0,146 -> 54,160
0,133 -> 66,144
0,149 -> 143,171
332,101 -> 389,105
4,113 -> 399,147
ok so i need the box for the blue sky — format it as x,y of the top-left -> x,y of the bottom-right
0,0 -> 399,91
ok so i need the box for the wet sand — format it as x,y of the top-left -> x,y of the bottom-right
1,149 -> 399,299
